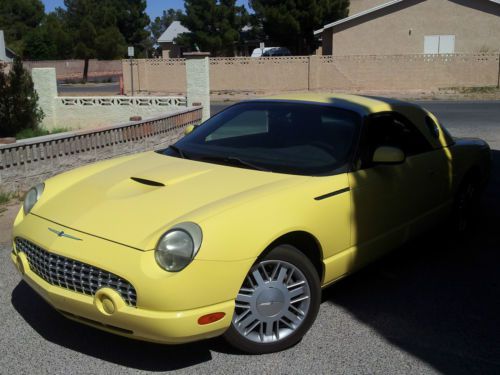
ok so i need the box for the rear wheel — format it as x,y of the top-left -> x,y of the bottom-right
224,245 -> 320,354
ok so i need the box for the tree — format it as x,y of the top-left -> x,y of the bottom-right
0,0 -> 45,56
0,57 -> 44,137
177,0 -> 249,56
63,0 -> 128,81
113,0 -> 150,57
23,12 -> 72,60
62,0 -> 150,80
250,0 -> 349,55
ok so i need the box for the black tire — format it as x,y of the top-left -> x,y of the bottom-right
224,244 -> 321,354
452,176 -> 481,234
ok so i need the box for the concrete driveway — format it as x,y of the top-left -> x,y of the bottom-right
1,101 -> 499,374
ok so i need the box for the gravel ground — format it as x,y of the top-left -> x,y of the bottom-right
1,101 -> 499,374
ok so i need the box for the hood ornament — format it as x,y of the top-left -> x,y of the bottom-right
48,227 -> 83,241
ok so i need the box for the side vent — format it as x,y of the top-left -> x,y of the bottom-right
130,177 -> 165,187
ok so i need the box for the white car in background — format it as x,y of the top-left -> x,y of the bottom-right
251,47 -> 292,57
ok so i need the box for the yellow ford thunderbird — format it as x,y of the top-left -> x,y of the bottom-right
11,94 -> 490,354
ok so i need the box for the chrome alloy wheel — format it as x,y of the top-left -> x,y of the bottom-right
233,260 -> 311,344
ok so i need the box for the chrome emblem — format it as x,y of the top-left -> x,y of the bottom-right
48,227 -> 82,241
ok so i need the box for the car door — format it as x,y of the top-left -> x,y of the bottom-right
348,112 -> 438,267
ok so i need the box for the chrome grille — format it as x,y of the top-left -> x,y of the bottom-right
15,238 -> 137,307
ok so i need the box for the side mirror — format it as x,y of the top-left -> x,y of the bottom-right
184,124 -> 197,135
373,146 -> 405,164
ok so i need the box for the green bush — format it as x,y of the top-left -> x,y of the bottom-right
16,126 -> 70,140
0,57 -> 44,138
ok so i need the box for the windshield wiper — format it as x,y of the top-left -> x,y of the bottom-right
169,145 -> 188,159
201,155 -> 270,172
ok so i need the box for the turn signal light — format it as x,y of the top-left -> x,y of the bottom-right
198,312 -> 225,325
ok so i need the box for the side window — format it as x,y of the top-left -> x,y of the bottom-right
362,113 -> 433,166
206,110 -> 268,141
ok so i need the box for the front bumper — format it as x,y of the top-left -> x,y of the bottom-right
11,213 -> 254,344
12,250 -> 233,343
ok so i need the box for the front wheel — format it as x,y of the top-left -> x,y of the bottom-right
224,245 -> 321,354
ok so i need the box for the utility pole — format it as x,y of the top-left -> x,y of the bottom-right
497,52 -> 500,89
128,46 -> 135,96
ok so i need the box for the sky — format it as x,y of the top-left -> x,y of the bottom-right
42,0 -> 249,20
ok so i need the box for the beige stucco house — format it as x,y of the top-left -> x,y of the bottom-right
158,21 -> 190,59
315,0 -> 500,55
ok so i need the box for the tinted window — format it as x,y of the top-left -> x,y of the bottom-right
206,110 -> 268,141
361,113 -> 433,166
161,102 -> 361,176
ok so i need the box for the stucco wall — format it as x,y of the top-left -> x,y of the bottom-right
312,54 -> 499,90
54,97 -> 187,130
122,59 -> 186,94
31,68 -> 57,128
122,54 -> 500,94
327,0 -> 500,55
209,57 -> 310,92
31,68 -> 188,131
160,42 -> 182,59
186,53 -> 210,121
24,60 -> 122,80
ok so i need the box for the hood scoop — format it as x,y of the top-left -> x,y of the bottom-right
130,177 -> 165,187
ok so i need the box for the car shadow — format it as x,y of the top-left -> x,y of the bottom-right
322,149 -> 500,374
10,281 -> 240,371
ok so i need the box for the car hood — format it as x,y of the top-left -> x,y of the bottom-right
33,151 -> 302,251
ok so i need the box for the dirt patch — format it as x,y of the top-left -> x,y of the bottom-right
0,202 -> 20,246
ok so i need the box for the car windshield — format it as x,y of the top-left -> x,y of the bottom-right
159,101 -> 361,176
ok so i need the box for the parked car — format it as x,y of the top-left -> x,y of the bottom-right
12,94 -> 490,354
251,47 -> 292,57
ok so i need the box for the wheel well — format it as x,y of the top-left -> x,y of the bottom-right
264,231 -> 324,282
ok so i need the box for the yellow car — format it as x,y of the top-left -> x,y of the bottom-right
11,94 -> 490,354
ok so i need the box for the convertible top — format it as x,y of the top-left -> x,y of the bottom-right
262,93 -> 417,116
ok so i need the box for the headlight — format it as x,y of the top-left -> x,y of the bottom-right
155,222 -> 202,272
23,183 -> 45,215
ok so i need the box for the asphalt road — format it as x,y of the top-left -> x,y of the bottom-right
58,82 -> 120,95
1,101 -> 499,374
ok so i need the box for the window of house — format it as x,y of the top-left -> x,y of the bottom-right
424,35 -> 455,54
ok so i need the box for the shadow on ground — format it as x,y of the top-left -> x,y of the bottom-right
323,149 -> 500,374
11,151 -> 500,373
11,278 -> 242,370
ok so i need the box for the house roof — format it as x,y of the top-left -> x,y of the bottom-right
314,0 -> 500,35
158,21 -> 190,43
5,47 -> 17,58
0,30 -> 13,62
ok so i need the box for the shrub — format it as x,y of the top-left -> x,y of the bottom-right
0,57 -> 44,137
16,126 -> 70,140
